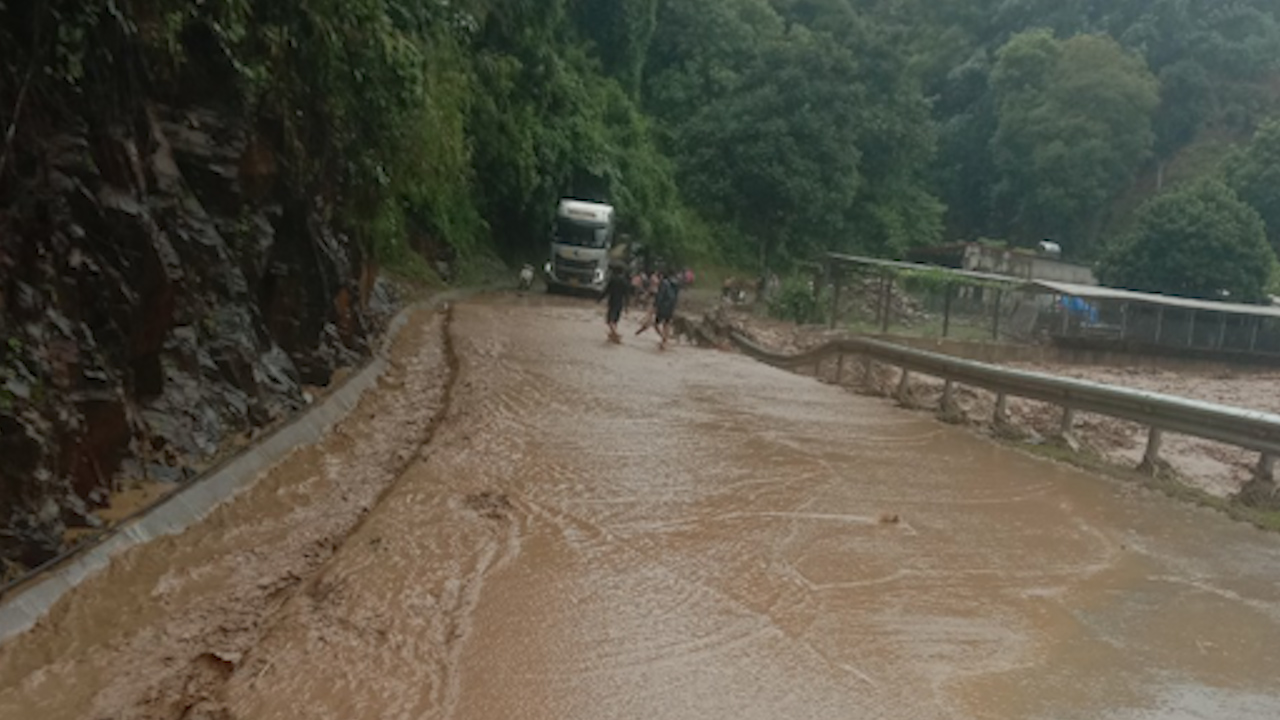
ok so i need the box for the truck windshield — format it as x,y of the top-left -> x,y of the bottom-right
555,218 -> 610,248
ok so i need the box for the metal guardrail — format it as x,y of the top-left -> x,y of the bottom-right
730,331 -> 1280,479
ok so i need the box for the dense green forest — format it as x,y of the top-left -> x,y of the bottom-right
5,0 -> 1280,297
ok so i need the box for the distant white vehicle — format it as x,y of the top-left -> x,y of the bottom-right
1038,240 -> 1062,257
544,199 -> 616,293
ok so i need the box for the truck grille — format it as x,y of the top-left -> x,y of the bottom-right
554,257 -> 599,283
556,257 -> 597,273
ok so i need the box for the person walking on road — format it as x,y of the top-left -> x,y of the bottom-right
653,271 -> 680,349
600,266 -> 631,343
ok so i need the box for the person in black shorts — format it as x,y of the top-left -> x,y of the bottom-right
600,266 -> 631,343
653,271 -> 680,349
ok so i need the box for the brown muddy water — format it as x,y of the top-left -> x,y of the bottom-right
4,295 -> 1280,719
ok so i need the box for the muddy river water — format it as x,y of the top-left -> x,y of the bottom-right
4,295 -> 1280,719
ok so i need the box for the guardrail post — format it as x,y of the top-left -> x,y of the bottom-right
1139,428 -> 1164,475
939,380 -> 962,423
896,369 -> 912,405
836,353 -> 846,384
1059,407 -> 1076,437
1257,453 -> 1276,483
994,393 -> 1010,426
1056,407 -> 1080,450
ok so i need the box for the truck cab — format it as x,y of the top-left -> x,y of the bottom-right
545,199 -> 615,293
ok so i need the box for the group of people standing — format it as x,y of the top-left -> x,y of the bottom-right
601,266 -> 682,349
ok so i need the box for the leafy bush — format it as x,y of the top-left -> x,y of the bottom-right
769,276 -> 826,325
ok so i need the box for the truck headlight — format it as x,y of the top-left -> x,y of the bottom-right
544,261 -> 552,275
593,268 -> 605,284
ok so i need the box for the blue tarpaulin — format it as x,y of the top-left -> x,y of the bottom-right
1062,296 -> 1099,324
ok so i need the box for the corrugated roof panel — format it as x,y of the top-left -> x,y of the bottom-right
823,253 -> 1023,286
1024,280 -> 1280,319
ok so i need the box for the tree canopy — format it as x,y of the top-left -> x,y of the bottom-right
1226,119 -> 1280,257
6,0 -> 1280,279
990,32 -> 1159,254
1099,181 -> 1275,303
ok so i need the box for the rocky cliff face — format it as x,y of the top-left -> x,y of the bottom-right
0,105 -> 390,576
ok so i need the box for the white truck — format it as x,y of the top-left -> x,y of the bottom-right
544,199 -> 616,294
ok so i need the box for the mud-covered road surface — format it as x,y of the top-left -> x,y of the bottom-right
5,295 -> 1280,719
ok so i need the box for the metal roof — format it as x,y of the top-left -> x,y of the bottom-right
1024,280 -> 1280,320
823,253 -> 1022,286
821,253 -> 1280,320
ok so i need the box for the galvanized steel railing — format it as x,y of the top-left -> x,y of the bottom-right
730,331 -> 1280,480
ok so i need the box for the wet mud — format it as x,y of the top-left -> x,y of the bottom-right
5,295 -> 1280,719
0,305 -> 454,719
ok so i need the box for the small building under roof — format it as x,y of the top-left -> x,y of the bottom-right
909,242 -> 1097,286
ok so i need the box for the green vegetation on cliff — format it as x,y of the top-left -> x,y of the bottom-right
8,1 -> 1280,275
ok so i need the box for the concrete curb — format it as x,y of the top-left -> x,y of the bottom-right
0,298 -> 432,646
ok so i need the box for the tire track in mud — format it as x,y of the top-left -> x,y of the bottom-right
0,304 -> 461,720
192,303 -> 533,720
203,303 -> 472,720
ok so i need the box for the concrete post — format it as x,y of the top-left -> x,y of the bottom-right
836,353 -> 846,384
1251,318 -> 1261,352
939,380 -> 961,422
896,369 -> 912,405
1217,313 -> 1228,350
994,393 -> 1010,426
1140,427 -> 1164,474
1059,407 -> 1076,437
1257,454 -> 1276,483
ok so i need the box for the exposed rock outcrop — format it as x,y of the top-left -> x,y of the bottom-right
0,105 -> 389,574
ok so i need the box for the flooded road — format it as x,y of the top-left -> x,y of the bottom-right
5,295 -> 1280,719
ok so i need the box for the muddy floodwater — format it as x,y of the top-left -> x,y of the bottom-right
4,295 -> 1280,719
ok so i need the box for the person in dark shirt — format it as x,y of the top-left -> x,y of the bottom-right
600,267 -> 631,343
653,271 -> 680,349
